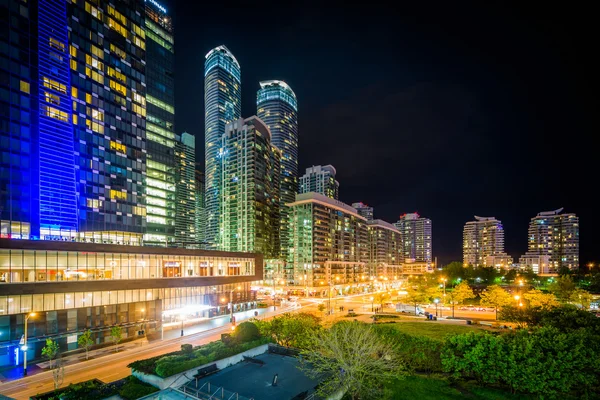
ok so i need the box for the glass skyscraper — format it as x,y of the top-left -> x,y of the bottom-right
144,0 -> 176,246
204,46 -> 241,249
256,80 -> 298,256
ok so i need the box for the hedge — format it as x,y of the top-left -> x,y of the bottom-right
129,337 -> 272,378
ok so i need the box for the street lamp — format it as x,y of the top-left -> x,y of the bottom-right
23,312 -> 36,376
370,296 -> 374,312
434,298 -> 439,317
180,313 -> 186,337
514,295 -> 523,307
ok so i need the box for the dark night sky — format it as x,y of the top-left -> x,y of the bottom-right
169,0 -> 595,265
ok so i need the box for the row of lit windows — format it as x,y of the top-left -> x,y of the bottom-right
107,66 -> 126,83
49,37 -> 65,52
147,94 -> 174,114
109,80 -> 127,96
43,77 -> 66,94
43,105 -> 68,122
110,141 -> 126,153
110,190 -> 127,200
110,44 -> 127,60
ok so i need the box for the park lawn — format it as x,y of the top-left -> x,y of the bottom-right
381,321 -> 488,340
389,375 -> 534,400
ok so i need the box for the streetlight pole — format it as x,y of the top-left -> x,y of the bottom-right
23,312 -> 36,376
180,315 -> 184,337
230,286 -> 241,324
434,299 -> 439,317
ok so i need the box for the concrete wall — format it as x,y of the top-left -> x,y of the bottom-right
132,344 -> 270,390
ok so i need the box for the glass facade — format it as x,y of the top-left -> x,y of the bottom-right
144,0 -> 177,246
174,133 -> 197,246
220,117 -> 281,258
257,81 -> 298,258
204,46 -> 241,249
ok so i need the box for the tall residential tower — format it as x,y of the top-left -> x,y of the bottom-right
395,213 -> 432,266
257,80 -> 298,256
519,208 -> 579,273
463,216 -> 512,267
299,165 -> 339,200
204,46 -> 241,248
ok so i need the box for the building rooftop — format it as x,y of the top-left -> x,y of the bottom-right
368,219 -> 400,233
288,192 -> 365,220
205,45 -> 240,69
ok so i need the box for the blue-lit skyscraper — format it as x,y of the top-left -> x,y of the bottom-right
257,80 -> 298,256
204,46 -> 241,248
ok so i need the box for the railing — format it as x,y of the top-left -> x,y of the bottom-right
179,381 -> 253,400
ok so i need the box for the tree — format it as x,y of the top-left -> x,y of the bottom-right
374,292 -> 389,311
263,313 -> 321,349
232,321 -> 260,343
78,329 -> 94,361
522,289 -> 559,309
548,275 -> 576,301
480,285 -> 512,320
403,286 -> 429,315
499,306 -> 542,329
570,288 -> 593,310
42,338 -> 60,369
317,303 -> 326,316
300,321 -> 406,399
110,326 -> 123,353
52,360 -> 65,390
449,282 -> 475,318
442,261 -> 467,282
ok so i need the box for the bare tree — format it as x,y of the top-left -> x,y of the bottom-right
299,321 -> 406,399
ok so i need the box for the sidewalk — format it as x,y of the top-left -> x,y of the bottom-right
0,305 -> 276,383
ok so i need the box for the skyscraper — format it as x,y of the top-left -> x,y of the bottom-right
463,216 -> 512,267
520,208 -> 579,272
220,117 -> 281,258
395,213 -> 432,266
204,46 -> 241,249
299,165 -> 339,200
352,202 -> 374,221
367,220 -> 402,279
144,0 -> 177,246
257,80 -> 298,257
195,166 -> 206,248
174,133 -> 196,246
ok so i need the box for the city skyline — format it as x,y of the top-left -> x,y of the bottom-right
172,1 -> 593,265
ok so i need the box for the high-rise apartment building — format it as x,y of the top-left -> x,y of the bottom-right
257,80 -> 298,257
174,133 -> 196,246
220,117 -> 281,258
144,0 -> 176,246
204,46 -> 241,249
463,216 -> 512,267
353,202 -> 374,221
299,165 -> 339,200
394,213 -> 432,266
519,208 -> 579,272
287,193 -> 368,289
367,220 -> 402,279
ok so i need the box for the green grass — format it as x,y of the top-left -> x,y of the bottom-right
380,321 -> 486,340
388,375 -> 534,400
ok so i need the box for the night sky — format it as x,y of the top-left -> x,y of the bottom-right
169,1 -> 594,265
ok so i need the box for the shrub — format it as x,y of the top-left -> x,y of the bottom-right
232,321 -> 260,343
181,344 -> 193,353
119,376 -> 158,400
376,325 -> 443,374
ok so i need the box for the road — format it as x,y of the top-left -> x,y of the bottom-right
0,304 -> 303,400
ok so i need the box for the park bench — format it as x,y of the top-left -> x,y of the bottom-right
243,355 -> 266,365
194,363 -> 219,379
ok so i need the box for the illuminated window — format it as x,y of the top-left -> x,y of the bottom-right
91,109 -> 104,121
70,45 -> 77,57
132,103 -> 146,116
71,87 -> 78,98
70,59 -> 77,70
107,5 -> 127,25
20,80 -> 30,94
43,106 -> 68,122
73,114 -> 78,124
49,37 -> 65,52
146,95 -> 174,114
133,36 -> 145,50
44,92 -> 60,105
90,45 -> 104,59
110,44 -> 126,59
133,92 -> 146,106
133,206 -> 146,216
86,93 -> 92,104
109,80 -> 127,96
108,17 -> 127,38
86,199 -> 103,208
84,2 -> 102,19
107,67 -> 126,83
110,190 -> 127,200
110,141 -> 126,153
43,77 -> 66,94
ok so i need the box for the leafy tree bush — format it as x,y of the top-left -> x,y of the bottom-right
232,321 -> 260,343
441,327 -> 600,398
119,376 -> 159,400
376,325 -> 443,374
257,313 -> 321,349
181,343 -> 193,353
